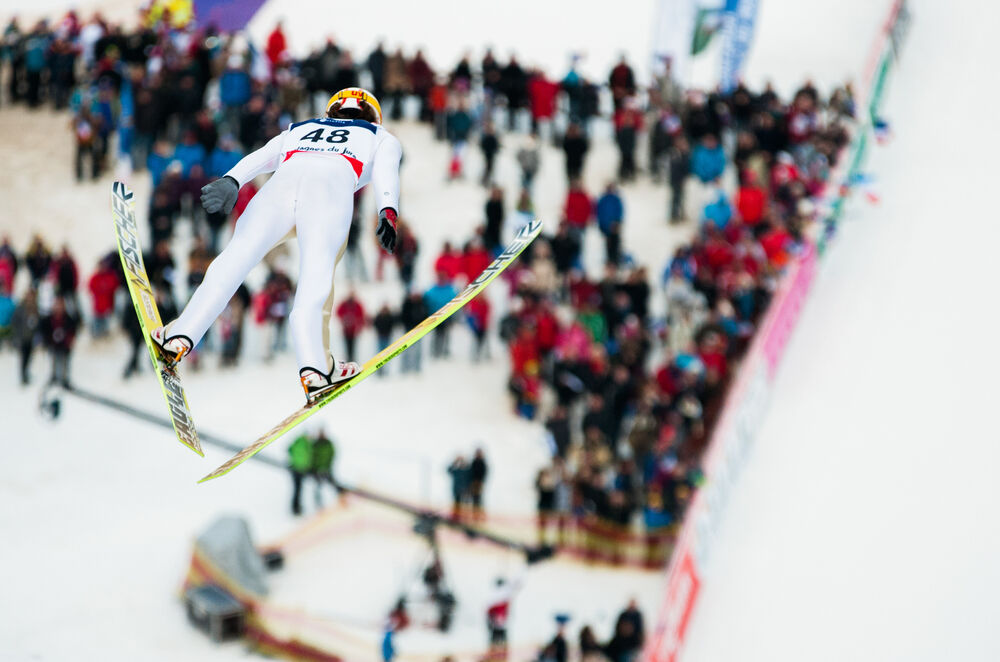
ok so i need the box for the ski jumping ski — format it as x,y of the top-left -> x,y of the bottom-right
110,181 -> 203,456
198,219 -> 543,482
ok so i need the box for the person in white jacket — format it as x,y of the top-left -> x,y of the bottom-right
152,87 -> 403,403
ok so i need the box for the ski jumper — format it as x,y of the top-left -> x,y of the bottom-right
170,117 -> 402,372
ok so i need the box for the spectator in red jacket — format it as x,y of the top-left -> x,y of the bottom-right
232,179 -> 259,226
510,323 -> 540,377
461,237 -> 492,285
265,22 -> 287,70
517,298 -> 560,358
87,255 -> 118,337
759,220 -> 794,268
735,170 -> 767,229
429,78 -> 450,141
528,69 -> 559,135
408,49 -> 435,122
564,180 -> 593,236
697,328 -> 728,388
0,236 -> 16,296
335,291 -> 367,360
434,241 -> 463,282
702,228 -> 735,275
614,100 -> 644,181
770,152 -> 800,195
258,268 -> 293,359
466,294 -> 491,361
608,55 -> 636,110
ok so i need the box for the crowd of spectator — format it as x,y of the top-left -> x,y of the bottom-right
500,75 -> 854,566
0,234 -> 86,387
536,600 -> 645,662
1,2 -> 854,591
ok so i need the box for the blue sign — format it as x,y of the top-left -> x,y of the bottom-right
720,0 -> 760,93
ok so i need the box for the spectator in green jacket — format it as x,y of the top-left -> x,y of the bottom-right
288,434 -> 313,516
311,430 -> 344,507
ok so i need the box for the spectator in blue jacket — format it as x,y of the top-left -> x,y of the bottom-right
595,182 -> 625,265
219,56 -> 252,131
147,140 -> 174,188
172,130 -> 206,177
207,135 -> 244,178
689,133 -> 726,183
424,271 -> 458,358
702,186 -> 733,230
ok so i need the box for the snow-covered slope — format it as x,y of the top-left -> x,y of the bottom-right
681,1 -> 1000,660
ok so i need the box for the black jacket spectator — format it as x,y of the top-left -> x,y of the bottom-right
544,407 -> 571,457
373,305 -> 397,341
400,292 -> 427,330
484,188 -> 505,252
366,43 -> 386,99
548,226 -> 580,275
561,123 -> 589,181
25,240 -> 52,286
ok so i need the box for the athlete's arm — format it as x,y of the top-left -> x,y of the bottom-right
371,131 -> 403,254
370,131 -> 403,215
225,131 -> 286,188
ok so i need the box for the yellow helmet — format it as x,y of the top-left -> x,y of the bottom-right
325,87 -> 383,125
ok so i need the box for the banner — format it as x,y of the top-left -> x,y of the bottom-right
719,0 -> 759,93
194,0 -> 268,32
651,0 -> 699,87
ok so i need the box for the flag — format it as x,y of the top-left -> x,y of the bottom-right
193,0 -> 268,32
873,117 -> 892,144
691,6 -> 724,55
848,172 -> 881,204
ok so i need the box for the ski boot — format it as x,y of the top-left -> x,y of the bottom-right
300,360 -> 362,405
150,326 -> 193,369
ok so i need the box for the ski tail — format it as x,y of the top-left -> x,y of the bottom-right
111,181 -> 203,456
198,220 -> 544,482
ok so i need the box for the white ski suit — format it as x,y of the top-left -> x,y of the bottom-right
171,117 -> 402,372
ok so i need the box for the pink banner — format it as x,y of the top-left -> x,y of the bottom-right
760,243 -> 818,378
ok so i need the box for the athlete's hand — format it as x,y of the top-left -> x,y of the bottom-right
376,207 -> 398,254
201,176 -> 239,215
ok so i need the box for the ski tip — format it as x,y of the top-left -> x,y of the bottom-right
178,430 -> 205,456
111,180 -> 135,201
197,463 -> 231,483
197,470 -> 220,484
521,219 -> 543,236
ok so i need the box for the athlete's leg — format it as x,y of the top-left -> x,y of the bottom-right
171,181 -> 294,346
321,241 -> 349,363
289,169 -> 354,373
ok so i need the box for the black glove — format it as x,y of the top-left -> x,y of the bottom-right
376,207 -> 398,254
200,176 -> 239,215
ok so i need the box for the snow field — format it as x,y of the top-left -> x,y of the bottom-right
680,1 -> 1000,660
